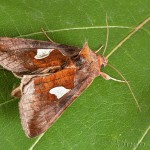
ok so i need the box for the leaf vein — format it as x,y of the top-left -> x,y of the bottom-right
28,133 -> 45,150
133,125 -> 150,150
16,25 -> 132,38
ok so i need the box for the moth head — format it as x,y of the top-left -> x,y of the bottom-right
98,56 -> 108,68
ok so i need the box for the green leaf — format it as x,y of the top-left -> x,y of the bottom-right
0,0 -> 150,150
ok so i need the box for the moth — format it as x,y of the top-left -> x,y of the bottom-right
0,17 -> 148,138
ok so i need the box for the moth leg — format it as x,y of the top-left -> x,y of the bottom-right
100,72 -> 126,83
13,72 -> 22,79
95,45 -> 104,53
11,86 -> 22,98
41,28 -> 55,43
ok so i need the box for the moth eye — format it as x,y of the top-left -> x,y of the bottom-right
49,86 -> 71,99
34,49 -> 54,59
101,64 -> 104,68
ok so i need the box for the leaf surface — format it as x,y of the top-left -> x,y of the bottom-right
0,0 -> 150,149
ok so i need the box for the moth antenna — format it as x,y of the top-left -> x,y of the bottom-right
41,28 -> 55,43
95,45 -> 104,53
106,17 -> 150,59
103,13 -> 109,55
108,64 -> 141,112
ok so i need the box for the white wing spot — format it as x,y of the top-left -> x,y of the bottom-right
34,49 -> 54,59
49,86 -> 71,99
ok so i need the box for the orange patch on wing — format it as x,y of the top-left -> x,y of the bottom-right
34,68 -> 76,97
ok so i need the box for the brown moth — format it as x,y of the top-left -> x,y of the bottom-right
0,17 -> 149,138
